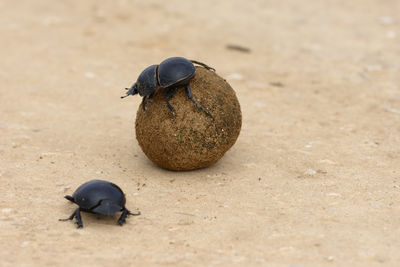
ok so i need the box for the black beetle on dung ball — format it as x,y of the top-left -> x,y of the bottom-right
121,57 -> 215,121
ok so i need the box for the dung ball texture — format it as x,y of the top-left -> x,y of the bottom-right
135,67 -> 241,171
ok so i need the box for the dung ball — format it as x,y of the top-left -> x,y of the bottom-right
135,67 -> 241,171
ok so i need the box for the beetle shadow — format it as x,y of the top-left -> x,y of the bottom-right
86,213 -> 122,226
144,158 -> 226,184
60,205 -> 125,228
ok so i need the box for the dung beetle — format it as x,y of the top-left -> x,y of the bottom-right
60,180 -> 140,228
121,57 -> 215,121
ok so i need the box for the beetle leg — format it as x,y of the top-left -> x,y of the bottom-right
75,208 -> 83,228
118,208 -> 140,226
59,208 -> 83,228
59,211 -> 76,221
141,96 -> 147,111
118,209 -> 128,226
190,60 -> 215,71
165,87 -> 178,122
144,92 -> 154,111
185,85 -> 215,120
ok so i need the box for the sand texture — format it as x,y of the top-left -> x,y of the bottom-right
1,0 -> 400,266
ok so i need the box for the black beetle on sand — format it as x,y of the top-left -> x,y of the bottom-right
121,57 -> 215,121
60,180 -> 140,228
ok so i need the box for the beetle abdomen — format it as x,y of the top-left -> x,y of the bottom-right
158,57 -> 195,88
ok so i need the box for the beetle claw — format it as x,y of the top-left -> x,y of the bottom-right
128,210 -> 141,216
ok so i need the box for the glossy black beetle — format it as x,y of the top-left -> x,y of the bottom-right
60,180 -> 140,228
121,57 -> 215,121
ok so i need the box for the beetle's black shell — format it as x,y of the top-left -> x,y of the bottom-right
136,64 -> 158,97
72,180 -> 126,212
158,57 -> 195,88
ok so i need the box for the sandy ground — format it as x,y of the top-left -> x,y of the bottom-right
1,0 -> 400,266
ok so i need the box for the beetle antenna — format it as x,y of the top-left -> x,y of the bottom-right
121,84 -> 138,99
190,60 -> 215,71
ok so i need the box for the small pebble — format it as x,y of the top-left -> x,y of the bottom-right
241,162 -> 257,168
226,44 -> 251,53
177,219 -> 194,225
20,241 -> 30,248
318,159 -> 338,165
327,256 -> 334,261
379,16 -> 394,25
1,208 -> 12,213
386,31 -> 396,38
85,72 -> 95,78
252,101 -> 266,107
226,73 -> 243,80
383,105 -> 400,114
270,81 -> 284,87
365,65 -> 383,72
304,169 -> 316,175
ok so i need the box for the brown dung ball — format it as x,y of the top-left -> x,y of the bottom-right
135,67 -> 241,171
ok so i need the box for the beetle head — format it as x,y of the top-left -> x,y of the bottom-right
121,83 -> 138,98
